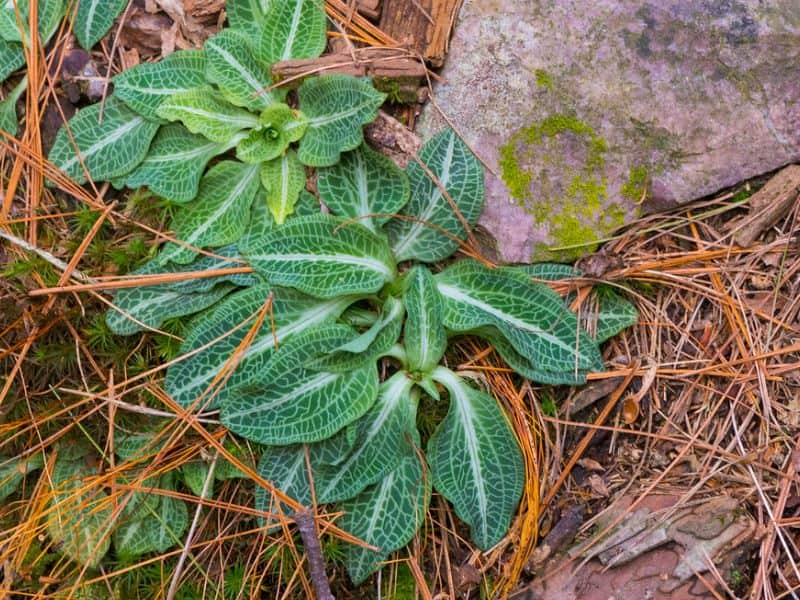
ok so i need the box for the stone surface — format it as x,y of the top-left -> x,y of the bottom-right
418,0 -> 800,262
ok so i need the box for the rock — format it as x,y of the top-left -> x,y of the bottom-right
418,0 -> 800,262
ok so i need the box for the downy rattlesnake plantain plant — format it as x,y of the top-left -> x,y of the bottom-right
38,0 -> 638,584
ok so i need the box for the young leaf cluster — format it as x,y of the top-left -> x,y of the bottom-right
48,0 -> 385,230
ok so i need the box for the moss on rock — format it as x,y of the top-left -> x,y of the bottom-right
498,113 -> 627,261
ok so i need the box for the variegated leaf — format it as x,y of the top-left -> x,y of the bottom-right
313,372 -> 417,503
112,473 -> 188,558
0,452 -> 42,503
513,262 -> 580,281
259,0 -> 326,64
0,74 -> 25,136
46,451 -> 112,567
113,50 -> 208,120
259,149 -> 305,224
226,0 -> 269,35
165,284 -> 355,409
156,89 -> 258,143
308,295 -> 404,372
514,265 -> 638,341
339,452 -> 430,585
317,143 -> 409,232
49,97 -> 159,183
255,444 -> 313,526
0,0 -> 64,44
427,367 -> 524,549
222,324 -> 379,444
167,244 -> 260,294
243,213 -> 396,298
435,260 -> 604,384
387,128 -> 484,262
160,161 -> 261,264
295,75 -> 386,167
124,124 -> 231,202
105,257 -> 237,335
74,0 -> 127,49
205,29 -> 282,112
0,38 -> 23,82
402,266 -> 446,374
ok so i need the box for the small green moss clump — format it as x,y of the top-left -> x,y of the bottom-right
534,68 -> 553,89
498,140 -> 533,201
621,166 -> 648,201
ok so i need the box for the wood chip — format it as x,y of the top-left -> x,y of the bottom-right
271,47 -> 427,103
732,164 -> 800,247
379,0 -> 463,66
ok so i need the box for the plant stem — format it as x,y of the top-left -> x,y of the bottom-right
294,509 -> 335,600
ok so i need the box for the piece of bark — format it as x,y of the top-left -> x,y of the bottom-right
378,0 -> 462,67
271,47 -> 426,103
364,110 -> 422,169
426,0 -> 463,66
732,164 -> 800,247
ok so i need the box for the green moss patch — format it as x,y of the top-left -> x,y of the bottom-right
498,113 -> 627,260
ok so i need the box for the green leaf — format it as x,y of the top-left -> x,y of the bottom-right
0,2 -> 27,42
166,244 -> 260,294
114,431 -> 165,461
513,262 -> 580,281
236,129 -> 281,164
160,161 -> 261,264
387,128 -> 484,262
0,38 -> 24,82
317,143 -> 409,232
227,0 -> 269,34
427,367 -> 524,550
255,444 -> 313,525
260,149 -> 305,225
47,452 -> 113,567
0,0 -> 64,45
308,295 -> 404,372
236,103 -> 307,164
585,286 -> 638,342
105,257 -> 236,335
313,372 -> 417,503
156,88 -> 258,143
294,189 -> 320,215
475,327 -> 587,386
205,29 -> 283,112
435,260 -> 603,384
259,0 -> 326,64
124,124 -> 231,202
113,50 -> 208,120
112,473 -> 188,558
49,96 -> 160,183
181,444 -> 249,497
295,75 -> 386,167
514,265 -> 638,341
0,0 -> 56,45
222,324 -> 379,444
0,74 -> 26,136
402,266 -> 446,374
165,284 -> 354,409
243,213 -> 396,298
0,453 -> 42,503
74,0 -> 127,49
339,452 -> 430,585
